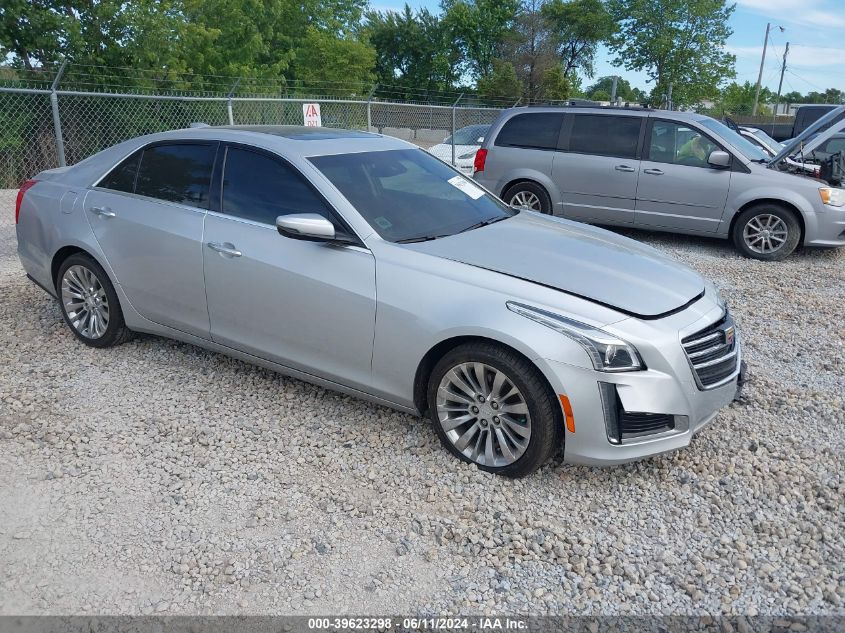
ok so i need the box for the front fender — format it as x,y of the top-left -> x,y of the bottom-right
721,181 -> 818,237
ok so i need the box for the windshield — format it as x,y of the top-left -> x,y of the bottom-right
309,148 -> 513,243
699,118 -> 770,162
750,128 -> 782,149
443,125 -> 489,146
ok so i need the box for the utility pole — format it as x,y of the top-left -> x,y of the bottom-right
610,76 -> 619,103
773,42 -> 790,123
752,23 -> 772,116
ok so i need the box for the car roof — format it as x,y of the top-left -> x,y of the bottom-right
500,106 -> 709,123
147,125 -> 415,157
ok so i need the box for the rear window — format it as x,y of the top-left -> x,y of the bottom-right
134,143 -> 216,208
494,113 -> 563,150
99,150 -> 141,193
567,115 -> 642,159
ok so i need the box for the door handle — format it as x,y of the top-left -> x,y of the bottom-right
615,165 -> 636,172
91,206 -> 116,218
644,169 -> 664,176
207,242 -> 242,257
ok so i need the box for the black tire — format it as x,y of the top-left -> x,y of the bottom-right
731,204 -> 801,261
502,181 -> 552,214
426,341 -> 562,477
55,253 -> 133,348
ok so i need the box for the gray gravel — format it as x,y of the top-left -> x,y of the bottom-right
0,188 -> 843,616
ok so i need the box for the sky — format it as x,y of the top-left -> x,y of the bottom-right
369,0 -> 845,96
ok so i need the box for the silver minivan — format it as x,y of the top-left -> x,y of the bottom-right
473,105 -> 845,260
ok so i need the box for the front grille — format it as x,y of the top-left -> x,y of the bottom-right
682,311 -> 739,389
599,383 -> 676,444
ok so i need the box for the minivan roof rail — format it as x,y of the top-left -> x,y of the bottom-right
519,102 -> 655,111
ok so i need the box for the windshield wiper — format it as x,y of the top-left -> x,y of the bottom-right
457,214 -> 512,234
395,233 -> 451,244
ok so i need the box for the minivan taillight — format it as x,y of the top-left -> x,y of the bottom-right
15,179 -> 37,224
473,149 -> 488,173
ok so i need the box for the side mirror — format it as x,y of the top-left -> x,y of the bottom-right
708,150 -> 731,168
276,213 -> 339,242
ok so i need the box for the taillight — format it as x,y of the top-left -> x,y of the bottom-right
15,179 -> 37,224
473,149 -> 488,173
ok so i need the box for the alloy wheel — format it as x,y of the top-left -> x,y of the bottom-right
510,190 -> 542,211
435,362 -> 531,467
61,265 -> 110,339
742,214 -> 789,254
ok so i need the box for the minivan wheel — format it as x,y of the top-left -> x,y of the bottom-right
503,182 -> 552,214
56,253 -> 133,348
732,204 -> 801,261
426,342 -> 561,477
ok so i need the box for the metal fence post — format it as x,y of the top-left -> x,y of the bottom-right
226,78 -> 240,125
451,93 -> 463,167
50,61 -> 68,167
366,83 -> 378,132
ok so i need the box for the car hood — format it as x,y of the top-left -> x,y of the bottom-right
428,144 -> 479,161
404,212 -> 705,319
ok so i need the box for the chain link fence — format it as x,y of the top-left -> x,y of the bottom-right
0,70 -> 507,188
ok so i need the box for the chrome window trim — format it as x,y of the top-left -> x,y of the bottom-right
87,187 -> 210,216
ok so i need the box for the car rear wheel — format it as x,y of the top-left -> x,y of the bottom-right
56,253 -> 133,348
732,204 -> 801,261
427,342 -> 562,477
503,182 -> 552,214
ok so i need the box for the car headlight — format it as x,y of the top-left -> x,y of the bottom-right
819,187 -> 845,207
507,301 -> 644,372
458,151 -> 476,160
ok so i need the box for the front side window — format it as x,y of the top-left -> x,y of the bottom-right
99,150 -> 141,193
222,147 -> 331,225
494,113 -> 563,150
568,115 -> 642,159
648,121 -> 721,168
820,137 -> 845,155
134,143 -> 216,208
309,148 -> 513,243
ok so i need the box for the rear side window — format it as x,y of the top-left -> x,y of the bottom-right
821,137 -> 845,155
134,143 -> 216,208
494,113 -> 563,150
567,115 -> 642,159
222,147 -> 331,225
99,150 -> 141,193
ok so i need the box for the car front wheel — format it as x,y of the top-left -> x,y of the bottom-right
427,342 -> 562,477
732,204 -> 801,261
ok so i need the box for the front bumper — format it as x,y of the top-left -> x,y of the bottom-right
804,204 -> 845,247
539,302 -> 742,466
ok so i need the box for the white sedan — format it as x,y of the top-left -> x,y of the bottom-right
427,124 -> 490,174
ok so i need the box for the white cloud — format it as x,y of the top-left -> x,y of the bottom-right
735,0 -> 845,28
728,44 -> 845,69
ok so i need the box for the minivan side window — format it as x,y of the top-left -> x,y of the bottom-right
648,121 -> 719,168
567,115 -> 641,159
494,113 -> 563,150
134,143 -> 216,208
221,147 -> 332,225
99,150 -> 142,193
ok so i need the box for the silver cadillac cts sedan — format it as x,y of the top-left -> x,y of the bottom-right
15,126 -> 744,476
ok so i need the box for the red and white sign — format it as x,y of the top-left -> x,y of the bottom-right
302,103 -> 322,127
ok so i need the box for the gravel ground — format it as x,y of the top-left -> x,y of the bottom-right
0,187 -> 843,617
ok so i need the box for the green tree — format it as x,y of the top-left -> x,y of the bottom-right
364,6 -> 459,94
586,75 -> 646,102
442,0 -> 520,79
0,0 -> 69,69
291,27 -> 374,91
607,0 -> 736,107
539,65 -> 570,101
718,81 -> 772,115
542,0 -> 616,77
501,0 -> 557,101
476,58 -> 522,102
